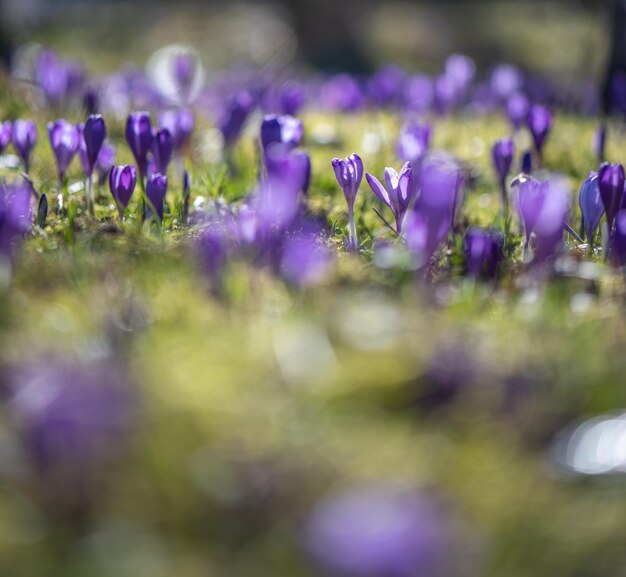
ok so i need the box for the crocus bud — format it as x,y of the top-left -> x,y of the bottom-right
526,104 -> 552,157
366,162 -> 413,234
396,121 -> 432,167
0,121 -> 12,155
171,52 -> 196,99
159,108 -> 194,152
515,176 -> 548,246
332,153 -> 363,248
219,91 -> 255,148
96,142 -> 116,180
11,119 -> 37,172
578,172 -> 604,243
465,228 -> 503,278
83,114 -> 107,177
145,173 -> 168,222
125,111 -> 153,178
598,162 -> 625,231
152,128 -> 174,175
492,137 -> 514,185
182,170 -> 190,224
521,150 -> 533,175
533,181 -> 570,263
506,91 -> 529,131
260,115 -> 303,153
279,81 -> 305,116
47,119 -> 79,182
109,164 -> 137,219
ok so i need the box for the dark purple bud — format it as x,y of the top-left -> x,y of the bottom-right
332,153 -> 363,210
521,150 -> 533,175
0,121 -> 12,154
125,111 -> 154,178
598,162 -> 625,231
366,162 -> 413,234
506,91 -> 530,130
83,114 -> 107,177
83,86 -> 99,115
304,485 -> 448,577
593,123 -> 607,164
403,74 -> 434,113
47,119 -> 79,182
611,210 -> 626,267
396,121 -> 432,166
109,165 -> 137,217
578,172 -> 604,242
219,91 -> 255,147
182,170 -> 190,224
145,172 -> 168,222
526,104 -> 553,155
260,115 -> 303,152
465,228 -> 503,278
11,119 -> 37,172
159,108 -> 194,151
492,137 -> 515,184
152,128 -> 174,175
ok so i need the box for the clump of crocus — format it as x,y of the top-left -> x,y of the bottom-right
598,162 -> 625,232
366,162 -> 413,234
125,111 -> 154,181
492,137 -> 515,216
47,119 -> 79,185
145,172 -> 168,223
578,172 -> 604,248
332,153 -> 363,249
304,484 -> 448,577
11,120 -> 37,172
0,121 -> 11,155
109,165 -> 137,220
465,228 -> 503,279
260,115 -> 303,153
152,127 -> 174,175
526,104 -> 552,165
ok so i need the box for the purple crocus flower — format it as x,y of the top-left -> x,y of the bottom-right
260,115 -> 303,153
304,485 -> 447,577
0,121 -> 12,154
125,111 -> 154,179
83,114 -> 107,177
465,228 -> 503,278
332,153 -> 363,248
578,172 -> 604,244
490,64 -> 523,101
197,225 -> 229,294
47,119 -> 79,182
611,210 -> 626,267
598,162 -> 625,231
526,104 -> 553,159
171,52 -> 196,100
320,74 -> 364,112
396,121 -> 432,169
521,150 -> 533,175
366,163 -> 413,234
403,74 -> 434,113
151,128 -> 174,175
145,172 -> 168,222
515,176 -> 548,246
533,180 -> 570,263
0,182 -> 32,267
368,65 -> 406,108
281,232 -> 332,287
96,141 -> 116,180
159,108 -> 194,152
492,137 -> 515,214
219,91 -> 255,148
506,92 -> 530,131
279,81 -> 306,116
109,164 -> 137,219
11,120 -> 37,172
445,54 -> 476,93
